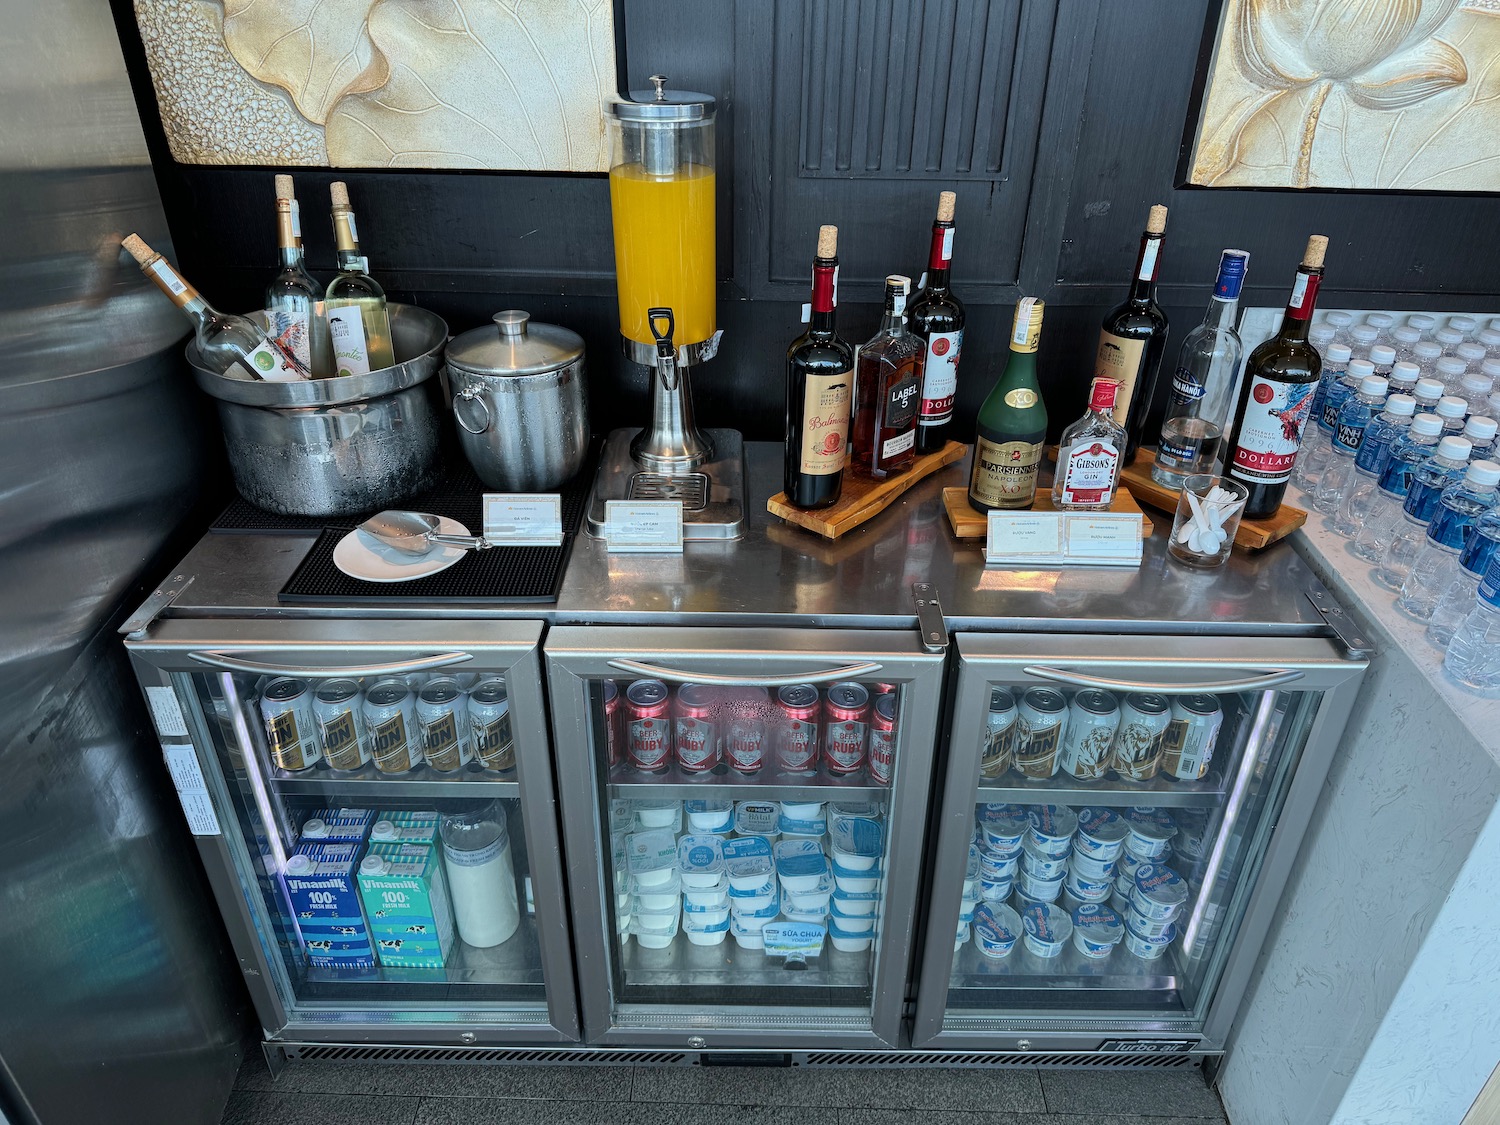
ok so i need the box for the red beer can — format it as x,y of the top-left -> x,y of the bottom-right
823,681 -> 871,776
868,692 -> 898,785
601,679 -> 622,767
775,684 -> 821,774
724,687 -> 770,774
625,679 -> 672,773
674,684 -> 721,773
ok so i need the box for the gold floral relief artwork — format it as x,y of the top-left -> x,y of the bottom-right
1189,0 -> 1500,190
133,0 -> 617,170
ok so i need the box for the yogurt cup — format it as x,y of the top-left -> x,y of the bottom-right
1020,844 -> 1070,881
616,890 -> 631,912
831,888 -> 880,916
962,844 -> 982,898
1016,866 -> 1065,902
972,902 -> 1021,958
727,878 -> 777,913
1026,805 -> 1079,858
1063,872 -> 1112,902
1020,901 -> 1072,958
1109,888 -> 1133,915
1073,807 -> 1129,861
633,887 -> 681,914
954,921 -> 971,952
630,868 -> 682,898
635,800 -> 681,831
733,801 -> 781,840
976,804 -> 1029,854
829,918 -> 873,952
683,913 -> 730,946
1124,905 -> 1176,939
780,799 -> 825,822
1173,809 -> 1212,863
779,811 -> 827,838
677,835 -> 727,888
1117,848 -> 1148,882
682,875 -> 729,908
1130,863 -> 1189,922
632,910 -> 678,949
775,839 -> 831,892
958,896 -> 978,924
682,901 -> 730,927
1069,848 -> 1116,883
685,799 -> 734,833
1059,888 -> 1087,913
731,916 -> 766,949
1123,920 -> 1174,959
782,872 -> 834,913
832,858 -> 881,894
783,904 -> 830,925
1124,807 -> 1178,859
1071,903 -> 1124,958
830,799 -> 882,821
626,828 -> 679,886
978,849 -> 1020,882
979,878 -> 1014,903
831,817 -> 885,871
723,835 -> 774,891
731,887 -> 780,925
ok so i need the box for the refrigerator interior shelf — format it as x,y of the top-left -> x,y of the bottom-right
619,935 -> 873,992
268,768 -> 521,800
949,936 -> 1183,992
297,920 -> 547,997
607,763 -> 888,802
974,775 -> 1226,809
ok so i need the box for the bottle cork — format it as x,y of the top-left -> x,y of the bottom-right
1302,234 -> 1329,269
121,233 -> 157,265
275,174 -> 294,201
330,181 -> 351,208
1146,204 -> 1168,235
817,224 -> 838,258
937,191 -> 956,222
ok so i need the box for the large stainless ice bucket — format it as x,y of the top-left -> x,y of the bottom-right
186,304 -> 448,517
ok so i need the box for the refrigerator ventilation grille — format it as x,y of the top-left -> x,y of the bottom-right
282,1045 -> 689,1066
799,1051 -> 1199,1069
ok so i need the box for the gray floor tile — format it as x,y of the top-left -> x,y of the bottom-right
1039,1067 -> 1226,1119
222,1091 -> 418,1125
250,1060 -> 633,1100
844,1112 -> 1224,1125
233,1054 -> 276,1091
631,1064 -> 1045,1111
417,1100 -> 840,1125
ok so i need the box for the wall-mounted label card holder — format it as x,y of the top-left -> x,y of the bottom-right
483,493 -> 564,547
986,510 -> 1142,568
603,500 -> 684,553
162,743 -> 221,836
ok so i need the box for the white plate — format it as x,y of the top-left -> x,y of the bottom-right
332,516 -> 470,582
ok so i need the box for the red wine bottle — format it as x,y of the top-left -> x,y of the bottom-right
1094,204 -> 1169,464
1224,235 -> 1329,519
784,225 -> 856,509
910,191 -> 966,454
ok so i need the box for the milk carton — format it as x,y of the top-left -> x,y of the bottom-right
357,842 -> 456,968
282,842 -> 375,972
299,807 -> 374,844
369,810 -> 440,845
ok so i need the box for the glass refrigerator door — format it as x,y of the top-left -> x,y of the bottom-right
546,626 -> 946,1048
911,634 -> 1364,1052
126,619 -> 579,1044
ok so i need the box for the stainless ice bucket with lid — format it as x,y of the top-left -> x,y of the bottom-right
186,303 -> 447,517
446,310 -> 589,491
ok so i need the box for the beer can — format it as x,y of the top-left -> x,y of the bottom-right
1013,688 -> 1067,778
601,679 -> 622,767
625,679 -> 672,773
417,677 -> 471,773
981,688 -> 1017,778
724,687 -> 769,775
774,684 -> 821,774
674,684 -> 721,774
823,682 -> 871,776
311,679 -> 369,772
260,677 -> 320,772
868,692 -> 897,785
1161,694 -> 1223,780
1110,693 -> 1172,782
362,678 -> 420,774
469,678 -> 515,775
1057,689 -> 1120,781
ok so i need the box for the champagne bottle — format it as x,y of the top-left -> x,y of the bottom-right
325,181 -> 395,376
1095,204 -> 1170,463
1224,235 -> 1330,519
909,190 -> 966,454
265,174 -> 326,375
123,234 -> 306,382
968,298 -> 1047,512
784,225 -> 856,509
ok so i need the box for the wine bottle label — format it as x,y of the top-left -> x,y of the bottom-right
1228,375 -> 1316,485
919,329 -> 963,426
1004,388 -> 1038,409
347,212 -> 360,243
268,307 -> 312,369
971,437 -> 1041,508
290,199 -> 302,239
237,338 -> 304,382
1059,440 -> 1120,506
327,306 -> 374,377
147,258 -> 191,300
799,368 -> 852,476
881,428 -> 916,460
928,226 -> 954,270
1094,331 -> 1147,427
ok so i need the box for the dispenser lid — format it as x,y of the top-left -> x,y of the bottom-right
608,74 -> 715,121
446,310 -> 584,377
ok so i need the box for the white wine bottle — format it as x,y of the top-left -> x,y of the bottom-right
265,174 -> 328,375
324,181 -> 395,376
123,234 -> 307,382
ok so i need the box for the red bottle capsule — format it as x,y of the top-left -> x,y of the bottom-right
674,683 -> 721,773
625,679 -> 672,773
823,681 -> 871,776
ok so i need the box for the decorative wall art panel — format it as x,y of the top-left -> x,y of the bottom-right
133,0 -> 617,170
1188,0 -> 1500,191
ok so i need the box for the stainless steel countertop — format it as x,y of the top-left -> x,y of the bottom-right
154,442 -> 1335,636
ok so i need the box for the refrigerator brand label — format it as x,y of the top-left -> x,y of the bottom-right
799,369 -> 852,476
1229,376 -> 1315,485
1094,332 -> 1147,428
1098,1039 -> 1193,1054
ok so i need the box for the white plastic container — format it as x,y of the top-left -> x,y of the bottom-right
976,804 -> 1028,854
677,834 -> 727,888
683,912 -> 730,946
828,918 -> 872,953
731,915 -> 766,949
1071,903 -> 1124,959
727,878 -> 776,913
783,904 -> 829,925
1026,804 -> 1078,858
1123,807 -> 1177,859
632,883 -> 681,914
830,816 -> 885,871
1020,901 -> 1072,958
1019,844 -> 1069,881
1124,905 -> 1176,939
1073,806 -> 1130,861
1123,921 -> 1174,959
978,849 -> 1020,882
1068,847 -> 1116,883
782,871 -> 834,913
732,890 -> 780,930
635,799 -> 681,831
682,877 -> 730,909
962,843 -> 981,899
682,901 -> 730,927
1130,864 -> 1189,922
831,887 -> 879,916
1016,865 -> 1065,902
954,921 -> 971,952
626,828 -> 679,887
779,800 -> 826,837
632,910 -> 678,949
832,857 -> 880,894
733,800 -> 781,840
958,896 -> 977,924
723,835 -> 774,891
978,877 -> 1013,903
775,839 -> 831,893
972,902 -> 1021,959
685,799 -> 734,833
1063,872 -> 1112,903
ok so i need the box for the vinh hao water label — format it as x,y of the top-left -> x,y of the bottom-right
327,306 -> 373,377
1229,376 -> 1316,485
971,438 -> 1042,509
920,329 -> 963,427
799,369 -> 853,475
1058,440 -> 1121,506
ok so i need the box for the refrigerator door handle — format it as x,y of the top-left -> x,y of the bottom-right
605,658 -> 883,686
1021,665 -> 1305,693
189,650 -> 474,676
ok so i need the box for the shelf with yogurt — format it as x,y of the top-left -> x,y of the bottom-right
297,917 -> 547,997
618,933 -> 873,993
948,933 -> 1183,995
974,774 -> 1226,809
266,764 -> 520,798
607,762 -> 887,800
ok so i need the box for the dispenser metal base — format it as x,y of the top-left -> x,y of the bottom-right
586,428 -> 746,541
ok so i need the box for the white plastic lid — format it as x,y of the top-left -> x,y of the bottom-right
1415,378 -> 1446,400
1369,345 -> 1397,365
1386,393 -> 1416,416
1351,324 -> 1379,343
1347,358 -> 1376,378
1437,396 -> 1469,419
1450,315 -> 1478,333
1461,373 -> 1495,394
284,854 -> 312,875
1458,342 -> 1488,364
1466,459 -> 1500,486
1391,360 -> 1421,382
1413,341 -> 1444,360
1359,375 -> 1388,396
1310,324 -> 1335,343
1366,312 -> 1395,328
302,818 -> 329,838
1438,436 -> 1474,460
1480,329 -> 1500,347
1465,416 -> 1498,442
1484,359 -> 1500,380
1408,313 -> 1437,330
1393,326 -> 1422,344
370,820 -> 396,840
360,855 -> 387,875
1411,413 -> 1444,436
1325,311 -> 1354,327
1436,327 -> 1464,346
1437,357 -> 1468,378
1326,343 -> 1353,362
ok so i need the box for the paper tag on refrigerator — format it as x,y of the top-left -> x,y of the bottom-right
603,501 -> 683,553
144,686 -> 189,737
985,511 -> 1141,567
162,743 -> 221,836
483,494 -> 563,546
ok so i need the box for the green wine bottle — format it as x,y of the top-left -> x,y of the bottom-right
968,297 -> 1048,512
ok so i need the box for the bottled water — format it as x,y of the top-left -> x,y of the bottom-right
1392,325 -> 1422,363
1397,460 -> 1500,621
1294,342 -> 1353,493
1349,323 -> 1379,360
1323,310 -> 1355,348
1448,314 -> 1479,341
1413,377 -> 1445,412
1365,312 -> 1396,347
1489,391 -> 1500,422
1463,416 -> 1498,462
1411,341 -> 1444,381
1376,436 -> 1472,588
1428,508 -> 1500,649
1436,396 -> 1469,436
1332,393 -> 1415,538
1309,323 -> 1336,351
1313,370 -> 1386,515
1463,367 -> 1497,415
1435,326 -> 1465,355
1477,328 -> 1500,358
1368,343 -> 1397,379
1435,356 -> 1467,390
1407,312 -> 1438,339
1457,342 -> 1488,370
1351,413 -> 1444,562
1387,360 -> 1420,397
1442,553 -> 1500,697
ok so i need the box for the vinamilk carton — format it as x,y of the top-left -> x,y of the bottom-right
281,842 -> 375,973
357,842 -> 456,968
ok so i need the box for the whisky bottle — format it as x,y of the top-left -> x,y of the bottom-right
852,275 -> 922,479
969,298 -> 1047,512
325,181 -> 396,376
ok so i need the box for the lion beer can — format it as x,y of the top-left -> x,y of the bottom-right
1162,695 -> 1223,780
312,679 -> 369,772
625,679 -> 672,773
774,684 -> 821,775
982,688 -> 1018,778
823,682 -> 871,776
469,678 -> 515,775
260,678 -> 320,772
417,677 -> 471,773
868,692 -> 897,785
1057,689 -> 1120,781
1110,693 -> 1171,781
363,678 -> 420,774
674,684 -> 721,774
1013,688 -> 1067,778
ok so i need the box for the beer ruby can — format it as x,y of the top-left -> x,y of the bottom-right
674,683 -> 721,773
982,688 -> 1017,778
599,679 -> 622,767
417,677 -> 471,773
625,679 -> 672,773
1013,688 -> 1067,778
261,677 -> 320,772
1057,689 -> 1120,781
823,682 -> 871,776
311,678 -> 368,772
724,687 -> 769,775
1110,693 -> 1172,782
868,692 -> 897,785
1161,694 -> 1224,780
775,684 -> 821,774
362,678 -> 420,774
469,678 -> 515,775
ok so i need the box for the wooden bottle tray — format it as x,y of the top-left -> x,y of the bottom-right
943,486 -> 1153,539
1120,449 -> 1306,551
768,440 -> 966,540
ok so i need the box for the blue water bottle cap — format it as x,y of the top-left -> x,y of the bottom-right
1215,250 -> 1249,300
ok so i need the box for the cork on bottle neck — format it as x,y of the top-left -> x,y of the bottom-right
330,180 -> 351,209
1145,204 -> 1168,235
274,173 -> 295,202
121,233 -> 157,266
1301,234 -> 1329,270
817,224 -> 838,259
936,191 -> 956,222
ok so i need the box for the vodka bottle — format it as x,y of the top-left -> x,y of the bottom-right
1443,552 -> 1500,696
1398,460 -> 1500,621
1435,356 -> 1467,389
1350,413 -> 1444,563
1436,396 -> 1469,436
1323,310 -> 1355,348
1313,371 -> 1386,515
1368,344 -> 1397,379
1448,314 -> 1480,340
1332,393 -> 1415,538
1407,312 -> 1438,339
1414,377 -> 1446,412
1469,416 -> 1500,462
1460,370 -> 1496,416
1294,342 -> 1353,493
1364,311 -> 1396,346
1391,325 -> 1422,363
1412,340 -> 1444,381
1387,360 -> 1420,398
1435,326 -> 1465,355
1376,436 -> 1473,589
324,181 -> 395,376
1428,507 -> 1500,649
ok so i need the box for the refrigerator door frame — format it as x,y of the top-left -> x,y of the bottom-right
545,625 -> 947,1049
910,632 -> 1366,1052
126,618 -> 581,1045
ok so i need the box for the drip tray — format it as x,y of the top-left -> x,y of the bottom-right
629,472 -> 709,509
587,428 -> 746,540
